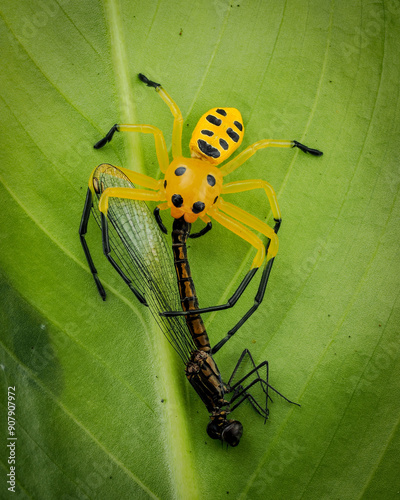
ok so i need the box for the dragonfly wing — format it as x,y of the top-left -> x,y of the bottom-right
90,163 -> 196,362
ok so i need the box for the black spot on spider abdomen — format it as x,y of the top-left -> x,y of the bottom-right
206,115 -> 222,126
216,108 -> 227,116
197,139 -> 221,158
201,129 -> 214,136
207,175 -> 216,186
175,166 -> 186,176
226,128 -> 240,143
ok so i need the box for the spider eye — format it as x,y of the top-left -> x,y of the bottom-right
172,194 -> 183,208
192,201 -> 205,214
207,175 -> 216,187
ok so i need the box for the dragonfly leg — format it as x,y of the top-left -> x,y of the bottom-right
226,349 -> 299,420
79,188 -> 106,300
100,213 -> 148,306
226,349 -> 269,417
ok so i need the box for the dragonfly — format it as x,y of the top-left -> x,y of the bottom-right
79,163 -> 299,446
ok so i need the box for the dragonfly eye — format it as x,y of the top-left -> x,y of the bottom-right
206,418 -> 243,446
206,419 -> 222,440
221,420 -> 243,447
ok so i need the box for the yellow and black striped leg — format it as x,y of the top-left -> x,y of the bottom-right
100,213 -> 148,306
139,73 -> 183,159
211,255 -> 276,355
210,217 -> 281,353
79,188 -> 106,300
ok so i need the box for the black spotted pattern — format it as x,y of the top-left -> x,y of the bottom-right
227,128 -> 240,143
216,108 -> 227,116
207,175 -> 216,186
201,129 -> 214,136
192,201 -> 205,214
219,138 -> 229,150
234,121 -> 243,131
213,196 -> 218,204
175,166 -> 186,176
197,139 -> 221,158
206,115 -> 222,126
164,180 -> 167,188
172,194 -> 183,208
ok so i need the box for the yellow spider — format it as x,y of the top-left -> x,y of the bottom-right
92,74 -> 322,320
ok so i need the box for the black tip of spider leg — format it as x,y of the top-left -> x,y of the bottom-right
292,140 -> 323,156
138,73 -> 161,88
273,219 -> 281,233
94,124 -> 119,149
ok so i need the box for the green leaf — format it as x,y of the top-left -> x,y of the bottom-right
1,0 -> 399,498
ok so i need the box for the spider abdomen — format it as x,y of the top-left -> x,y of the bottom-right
189,107 -> 244,165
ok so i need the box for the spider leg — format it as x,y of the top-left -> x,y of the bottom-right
94,124 -> 170,173
98,186 -> 166,216
210,181 -> 282,351
139,73 -> 183,159
219,139 -> 323,177
222,178 -> 281,223
212,256 -> 275,354
160,207 -> 264,317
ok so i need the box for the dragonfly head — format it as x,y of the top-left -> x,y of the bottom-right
207,412 -> 243,447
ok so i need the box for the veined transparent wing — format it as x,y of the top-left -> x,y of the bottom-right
90,163 -> 196,362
